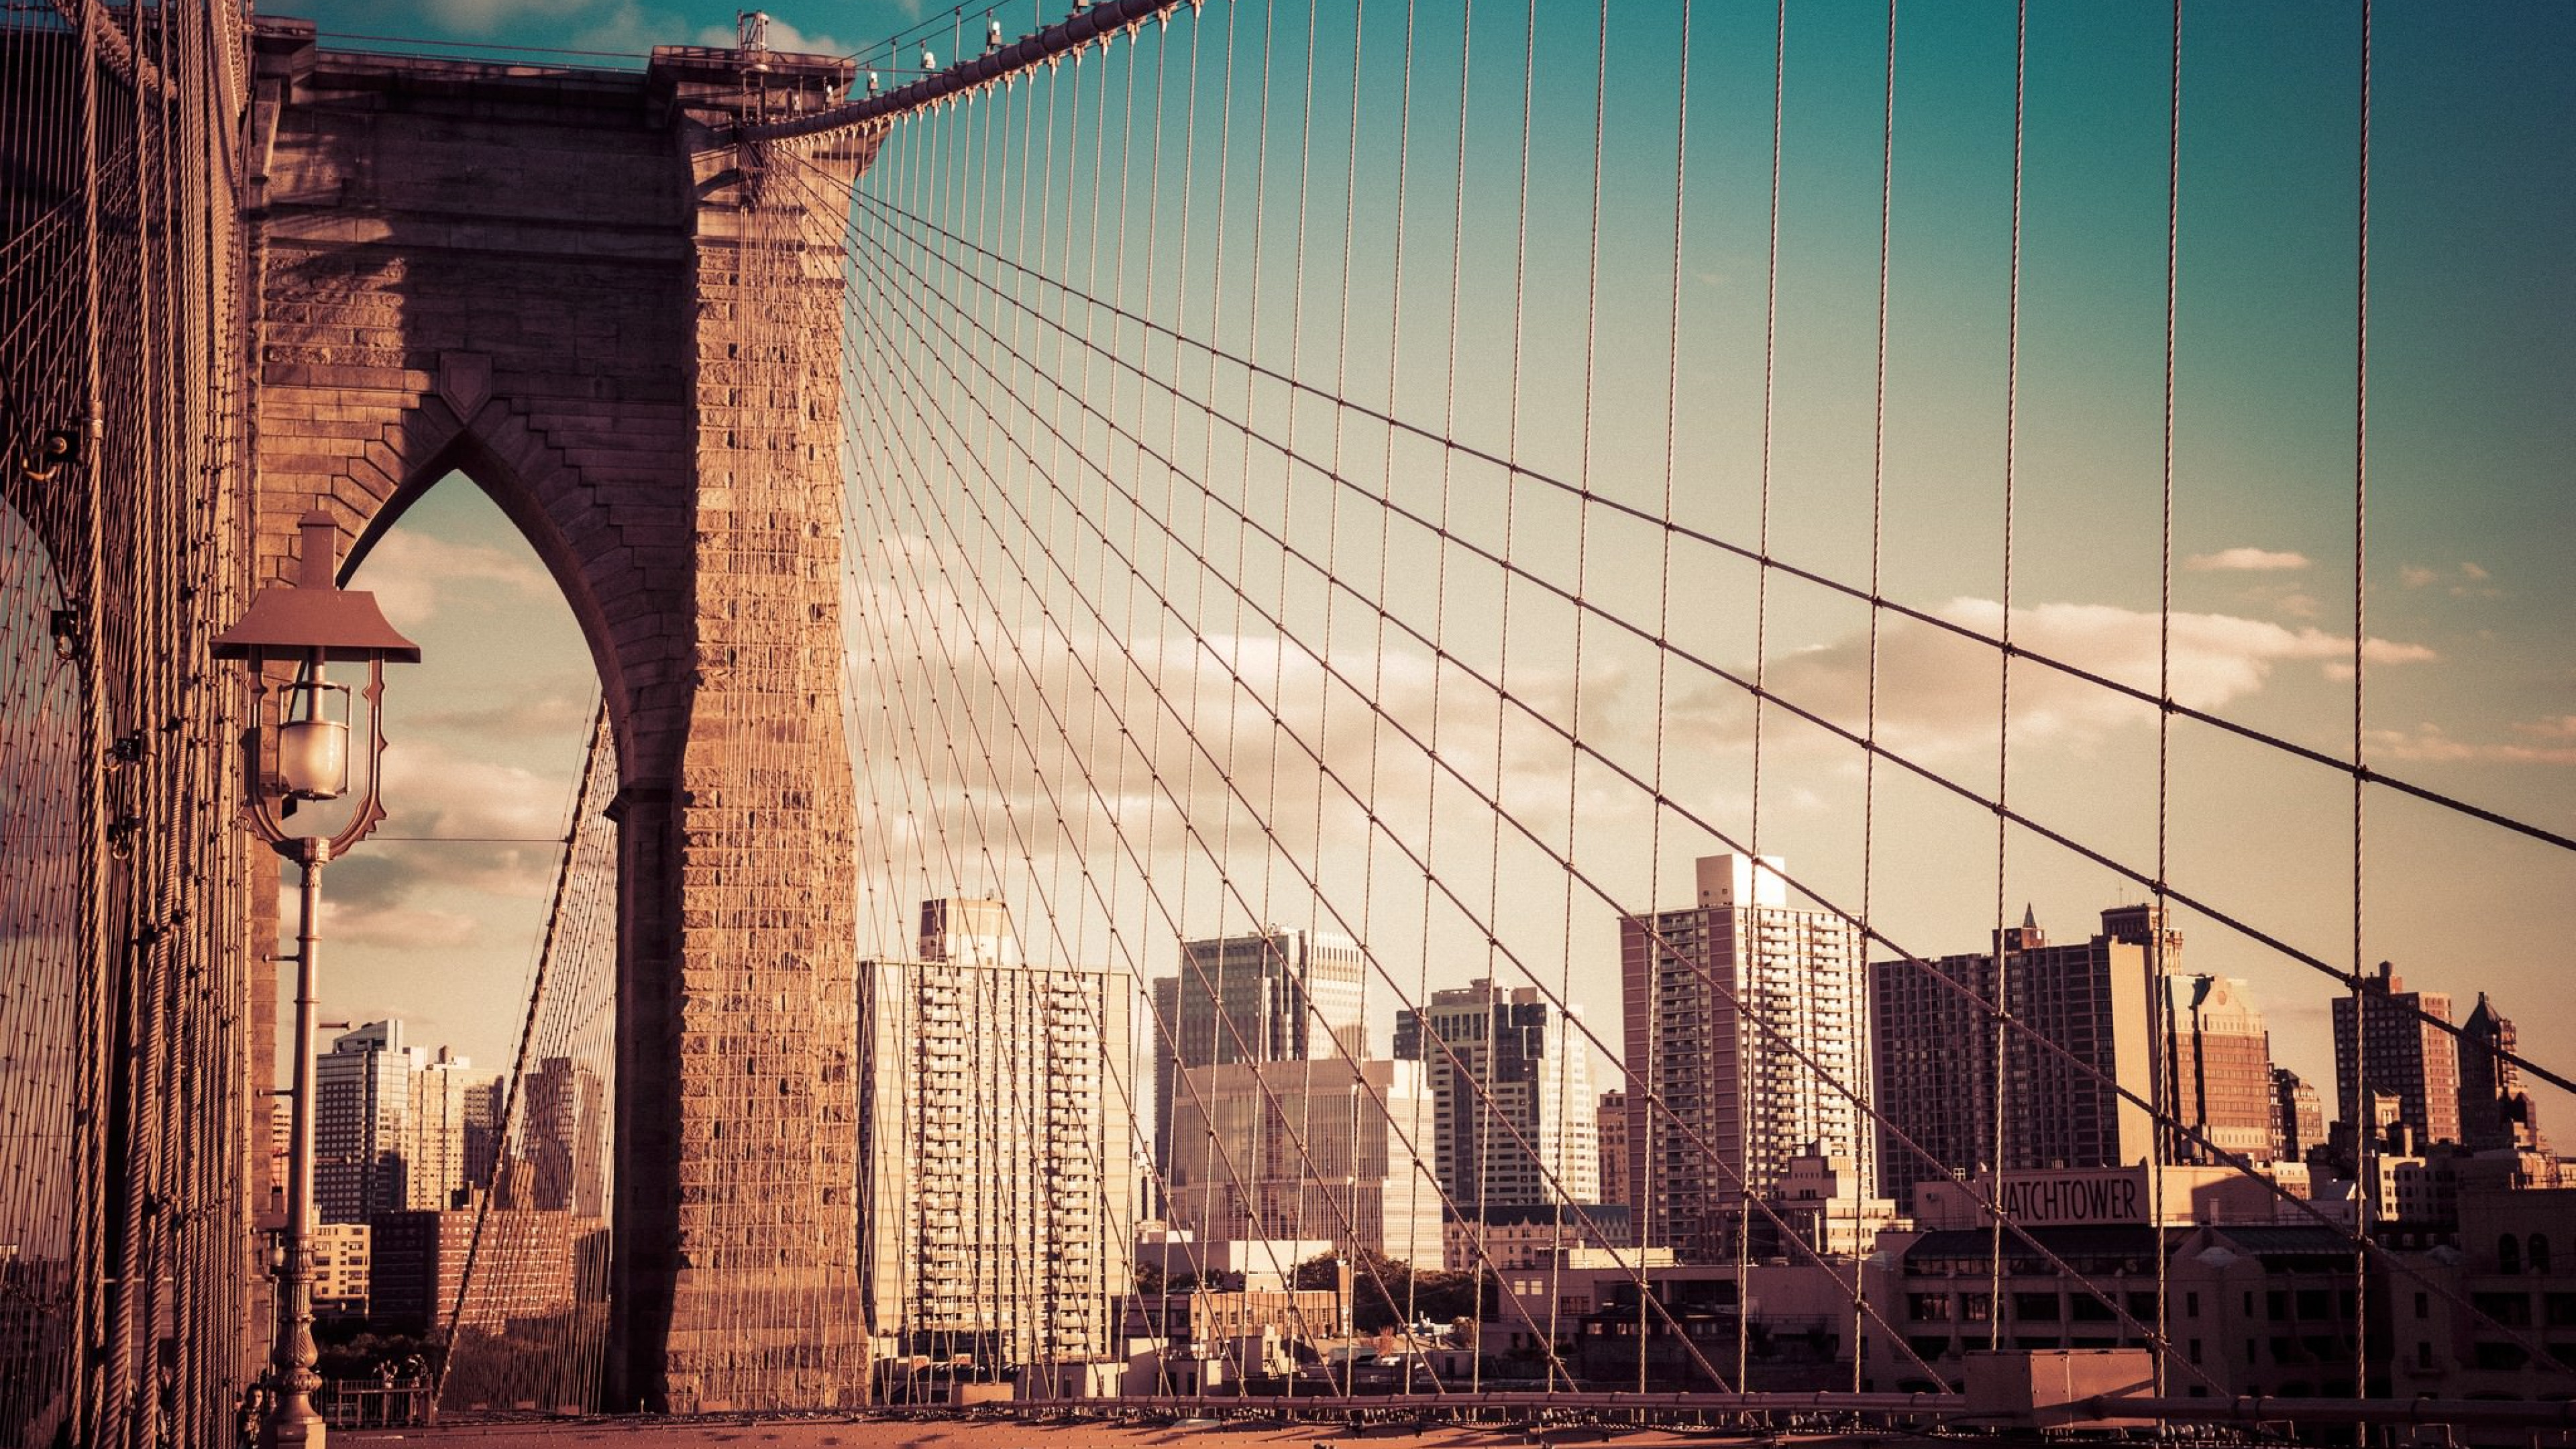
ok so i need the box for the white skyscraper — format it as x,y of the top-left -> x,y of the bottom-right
519,1057 -> 608,1218
411,1048 -> 499,1212
857,899 -> 1136,1366
1150,926 -> 1368,1182
1619,855 -> 1871,1265
1163,1056 -> 1442,1267
316,1021 -> 489,1221
1396,979 -> 1599,1210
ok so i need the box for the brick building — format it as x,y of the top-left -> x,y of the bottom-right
369,1206 -> 575,1332
2163,975 -> 2277,1165
2332,961 -> 2459,1148
1872,906 -> 2171,1208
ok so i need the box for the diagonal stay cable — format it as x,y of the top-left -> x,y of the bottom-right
840,221 -> 1700,1393
841,221 -> 1579,1393
842,223 -> 2215,1395
835,170 -> 1831,1391
838,176 -> 2575,862
431,703 -> 604,1401
837,167 -> 2573,1106
837,186 -> 1992,1390
828,180 -> 2565,1371
833,173 -> 2576,1099
841,301 -> 1401,1385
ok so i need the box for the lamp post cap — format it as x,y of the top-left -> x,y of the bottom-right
213,507 -> 421,662
211,586 -> 421,662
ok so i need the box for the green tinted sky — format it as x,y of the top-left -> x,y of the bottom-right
304,1 -> 2570,1131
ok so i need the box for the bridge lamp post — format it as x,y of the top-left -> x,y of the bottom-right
213,508 -> 419,1449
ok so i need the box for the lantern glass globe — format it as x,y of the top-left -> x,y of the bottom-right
278,716 -> 349,800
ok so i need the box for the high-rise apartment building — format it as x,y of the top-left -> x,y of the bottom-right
1871,905 -> 2171,1210
2332,961 -> 2459,1148
1395,979 -> 1598,1210
411,1048 -> 498,1213
1596,1090 -> 1629,1208
2271,1066 -> 2325,1163
2458,993 -> 2545,1154
857,898 -> 1136,1365
316,1024 -> 496,1222
1163,1056 -> 1442,1265
1620,854 -> 1870,1263
1150,926 -> 1366,1180
2163,975 -> 2277,1165
521,1057 -> 608,1218
318,1020 -> 418,1222
460,1077 -> 506,1194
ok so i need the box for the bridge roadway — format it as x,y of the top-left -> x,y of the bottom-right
325,1390 -> 2576,1448
333,1417 -> 1985,1449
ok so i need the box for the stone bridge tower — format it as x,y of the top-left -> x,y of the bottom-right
249,21 -> 876,1409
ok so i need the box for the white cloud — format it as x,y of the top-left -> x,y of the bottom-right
2367,722 -> 2576,767
369,741 -> 581,900
316,901 -> 480,948
409,692 -> 598,742
356,530 -> 553,627
2450,560 -> 2501,598
2185,547 -> 2310,573
380,741 -> 575,841
566,0 -> 669,53
2398,561 -> 2500,598
839,533 -> 1608,871
1674,596 -> 2436,761
839,536 -> 2451,894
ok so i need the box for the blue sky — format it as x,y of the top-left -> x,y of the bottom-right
306,1 -> 2572,1140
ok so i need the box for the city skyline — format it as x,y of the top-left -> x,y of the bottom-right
8,0 -> 2567,1430
317,879 -> 2550,1248
284,3 -> 2572,1146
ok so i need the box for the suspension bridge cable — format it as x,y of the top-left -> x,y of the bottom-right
821,131 -> 2559,1371
845,168 -> 1792,1392
845,192 -> 1514,1371
819,169 -> 2576,864
839,168 -> 2012,1387
836,176 -> 2576,1099
843,227 -> 1609,1390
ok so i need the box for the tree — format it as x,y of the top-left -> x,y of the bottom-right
1289,1248 -> 1494,1334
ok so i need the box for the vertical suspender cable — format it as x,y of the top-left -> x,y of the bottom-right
2349,0 -> 2373,1421
1861,0 -> 1897,1390
2153,0 -> 2184,1409
1465,0 -> 1500,1398
1648,0 -> 1697,1403
1988,0 -> 2030,1360
1552,0 -> 1614,1396
1743,0 -> 1789,1393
